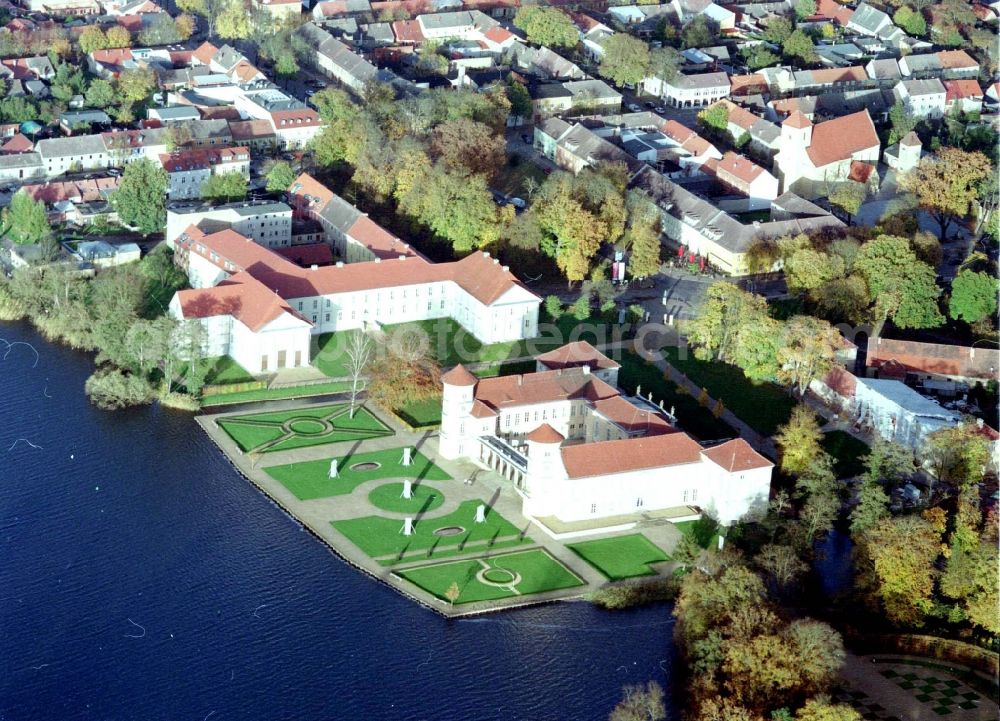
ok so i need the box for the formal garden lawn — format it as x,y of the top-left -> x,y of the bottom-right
821,430 -> 870,478
394,396 -> 442,428
216,404 -> 392,453
368,482 -> 445,514
265,447 -> 450,501
618,351 -> 736,441
332,500 -> 527,559
567,534 -> 670,580
396,548 -> 585,604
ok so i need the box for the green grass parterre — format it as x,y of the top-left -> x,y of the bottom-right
265,447 -> 451,501
396,548 -> 585,604
332,500 -> 528,559
216,403 -> 392,454
367,482 -> 445,514
567,534 -> 670,580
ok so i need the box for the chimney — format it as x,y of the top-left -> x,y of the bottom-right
977,418 -> 985,429
374,258 -> 381,263
482,251 -> 490,257
582,365 -> 591,375
398,255 -> 406,260
493,258 -> 499,264
502,265 -> 509,272
310,264 -> 318,271
336,261 -> 344,267
517,375 -> 523,386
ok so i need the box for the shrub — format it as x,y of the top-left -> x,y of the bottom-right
589,578 -> 678,609
84,367 -> 155,410
570,295 -> 591,321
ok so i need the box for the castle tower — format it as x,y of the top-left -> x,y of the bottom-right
523,424 -> 566,516
897,131 -> 922,173
777,111 -> 814,193
439,364 -> 478,459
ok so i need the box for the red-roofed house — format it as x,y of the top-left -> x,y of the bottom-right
86,48 -> 136,79
158,146 -> 250,200
711,151 -> 779,210
774,109 -> 880,198
813,0 -> 853,25
440,352 -> 773,526
944,79 -> 984,114
0,133 -> 33,155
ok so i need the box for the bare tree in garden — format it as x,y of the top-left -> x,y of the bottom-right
344,329 -> 373,419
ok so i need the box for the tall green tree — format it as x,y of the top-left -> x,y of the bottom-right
265,161 -> 296,193
598,34 -> 651,87
200,172 -> 248,202
681,15 -> 718,49
776,315 -> 841,396
828,182 -> 866,225
948,269 -> 997,323
794,0 -> 817,20
893,5 -> 926,35
854,235 -> 943,329
783,29 -> 817,64
111,158 -> 167,235
608,681 -> 666,721
513,6 -> 579,49
649,46 -> 682,83
4,190 -> 52,245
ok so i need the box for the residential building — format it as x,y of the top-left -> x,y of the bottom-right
287,172 -> 425,263
632,166 -> 844,275
894,78 -> 947,120
705,151 -> 779,211
943,80 -> 984,115
845,2 -> 894,36
709,99 -> 781,159
773,110 -> 880,198
297,22 -> 380,93
643,71 -> 730,108
534,118 -> 642,175
438,356 -> 772,526
509,45 -> 585,81
159,146 -> 251,200
253,0 -> 302,20
166,201 -> 294,249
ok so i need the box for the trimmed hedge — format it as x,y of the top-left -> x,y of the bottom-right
202,380 -> 268,397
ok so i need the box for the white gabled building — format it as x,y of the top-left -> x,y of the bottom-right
159,146 -> 250,200
166,200 -> 294,249
438,345 -> 772,527
643,71 -> 730,109
169,225 -> 541,371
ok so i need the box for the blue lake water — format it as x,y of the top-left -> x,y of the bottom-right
0,320 -> 678,721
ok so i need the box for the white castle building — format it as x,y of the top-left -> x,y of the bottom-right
168,224 -> 540,372
439,342 -> 773,526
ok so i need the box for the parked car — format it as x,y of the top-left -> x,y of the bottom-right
509,197 -> 526,210
654,106 -> 666,114
521,133 -> 532,144
627,103 -> 642,112
107,168 -> 120,177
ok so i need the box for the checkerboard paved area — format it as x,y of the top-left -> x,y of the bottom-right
878,668 -> 984,716
838,653 -> 997,721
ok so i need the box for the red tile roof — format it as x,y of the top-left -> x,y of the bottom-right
660,120 -> 714,157
159,146 -> 249,172
944,79 -> 984,102
866,338 -> 1000,381
536,341 -> 620,371
199,106 -> 242,121
937,50 -> 978,70
90,48 -> 134,65
590,396 -> 675,436
192,41 -> 218,66
22,177 -> 119,204
275,243 -> 335,267
729,74 -> 769,97
0,133 -> 33,154
392,19 -> 425,44
701,438 -> 772,472
473,366 -> 618,410
442,364 -> 478,386
815,0 -> 853,25
176,271 -> 310,332
229,119 -> 276,140
561,432 -> 704,479
288,172 -> 335,209
527,423 -> 565,443
717,151 -> 765,185
783,110 -> 812,129
484,26 -> 514,44
271,109 -> 322,128
806,110 -> 879,168
347,215 -> 423,260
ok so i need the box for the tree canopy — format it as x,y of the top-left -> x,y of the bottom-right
111,158 -> 167,235
948,269 -> 998,323
598,34 -> 651,87
900,147 -> 992,240
513,6 -> 579,48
